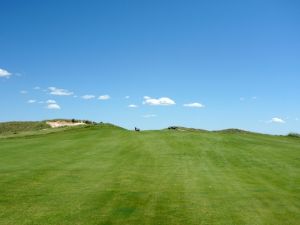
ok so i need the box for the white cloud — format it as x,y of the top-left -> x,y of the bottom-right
34,86 -> 41,90
48,87 -> 73,96
45,99 -> 60,109
270,117 -> 285,124
125,96 -> 130,99
128,104 -> 138,108
98,95 -> 110,100
0,68 -> 11,78
47,103 -> 61,110
143,96 -> 175,106
240,96 -> 258,101
295,118 -> 299,121
28,100 -> 36,104
183,102 -> 205,108
20,90 -> 28,94
46,99 -> 56,104
82,95 -> 95,100
143,114 -> 157,118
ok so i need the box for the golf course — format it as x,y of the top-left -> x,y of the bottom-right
0,123 -> 299,225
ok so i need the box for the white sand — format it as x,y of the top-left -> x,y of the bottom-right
46,121 -> 85,128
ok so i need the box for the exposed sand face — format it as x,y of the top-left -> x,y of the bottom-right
46,121 -> 85,128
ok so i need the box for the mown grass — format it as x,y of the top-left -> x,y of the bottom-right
0,125 -> 299,225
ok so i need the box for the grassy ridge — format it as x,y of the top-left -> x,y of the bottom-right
0,125 -> 299,225
0,121 -> 50,136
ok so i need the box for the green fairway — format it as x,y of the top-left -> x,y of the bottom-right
0,125 -> 299,225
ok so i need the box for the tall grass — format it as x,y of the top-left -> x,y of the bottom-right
0,121 -> 50,135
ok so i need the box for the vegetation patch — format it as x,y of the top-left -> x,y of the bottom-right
287,133 -> 300,138
0,121 -> 50,135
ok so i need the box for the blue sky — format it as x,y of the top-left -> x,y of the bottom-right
1,0 -> 299,134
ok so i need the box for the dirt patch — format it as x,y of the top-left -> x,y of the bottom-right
46,121 -> 85,128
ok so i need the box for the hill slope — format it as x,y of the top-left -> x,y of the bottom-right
0,125 -> 299,225
0,121 -> 51,136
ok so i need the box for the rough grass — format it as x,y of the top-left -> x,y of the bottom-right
0,125 -> 299,225
0,121 -> 50,136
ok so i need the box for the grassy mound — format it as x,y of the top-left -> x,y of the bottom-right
0,121 -> 50,135
214,128 -> 255,134
0,125 -> 299,225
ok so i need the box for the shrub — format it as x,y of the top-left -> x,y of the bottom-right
288,133 -> 300,138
